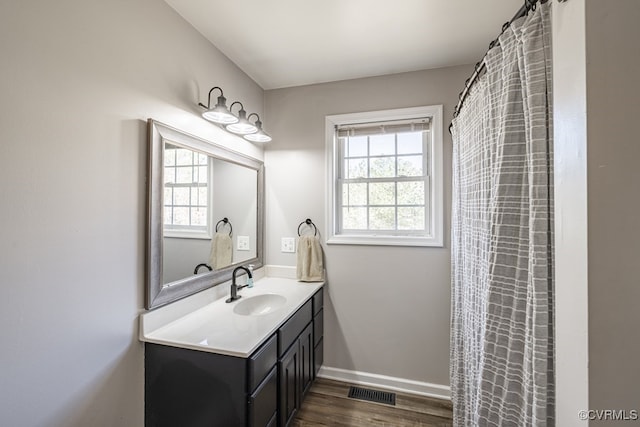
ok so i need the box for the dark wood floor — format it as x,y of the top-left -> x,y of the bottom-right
291,378 -> 453,427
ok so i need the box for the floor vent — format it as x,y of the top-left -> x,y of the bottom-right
347,386 -> 396,406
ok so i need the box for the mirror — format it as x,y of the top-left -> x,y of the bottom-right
146,119 -> 264,309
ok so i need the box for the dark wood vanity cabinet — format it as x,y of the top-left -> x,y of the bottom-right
145,333 -> 278,427
145,288 -> 324,427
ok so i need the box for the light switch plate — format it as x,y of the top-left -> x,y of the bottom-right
281,237 -> 296,253
237,235 -> 250,251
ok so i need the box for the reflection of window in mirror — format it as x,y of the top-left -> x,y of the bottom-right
163,143 -> 212,239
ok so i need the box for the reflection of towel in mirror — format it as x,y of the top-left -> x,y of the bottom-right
296,235 -> 324,282
210,232 -> 232,269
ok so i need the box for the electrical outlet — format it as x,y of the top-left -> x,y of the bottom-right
281,237 -> 296,253
237,235 -> 250,251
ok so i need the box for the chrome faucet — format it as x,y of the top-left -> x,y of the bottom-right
226,266 -> 252,303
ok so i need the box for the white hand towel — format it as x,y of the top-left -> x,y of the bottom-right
296,235 -> 325,282
210,232 -> 232,269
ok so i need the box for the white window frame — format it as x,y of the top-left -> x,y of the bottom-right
325,105 -> 443,247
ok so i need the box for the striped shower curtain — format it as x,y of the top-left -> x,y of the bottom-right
450,2 -> 554,426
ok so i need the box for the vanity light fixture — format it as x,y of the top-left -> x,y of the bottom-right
198,86 -> 271,143
198,86 -> 238,124
244,113 -> 272,143
225,102 -> 258,135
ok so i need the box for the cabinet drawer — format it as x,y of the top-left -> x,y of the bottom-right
312,289 -> 323,315
248,334 -> 277,392
313,308 -> 323,347
249,366 -> 277,427
278,299 -> 312,356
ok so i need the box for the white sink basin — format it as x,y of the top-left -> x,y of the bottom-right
233,294 -> 287,316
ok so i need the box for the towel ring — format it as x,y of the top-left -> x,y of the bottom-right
297,218 -> 317,236
215,217 -> 233,236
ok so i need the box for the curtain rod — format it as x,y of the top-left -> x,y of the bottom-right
450,0 -> 555,131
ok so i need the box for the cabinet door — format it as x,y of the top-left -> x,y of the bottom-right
299,323 -> 314,399
248,367 -> 277,427
279,342 -> 299,427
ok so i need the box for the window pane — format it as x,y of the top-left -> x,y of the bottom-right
164,148 -> 176,166
164,207 -> 173,225
176,166 -> 193,184
164,167 -> 175,184
397,132 -> 423,154
164,187 -> 172,206
343,183 -> 367,206
346,136 -> 367,157
173,187 -> 190,205
369,182 -> 395,205
197,153 -> 208,165
191,187 -> 208,206
398,207 -> 425,230
370,207 -> 395,230
397,181 -> 425,205
176,149 -> 193,166
191,207 -> 207,226
173,207 -> 189,225
197,166 -> 208,183
398,155 -> 423,177
343,207 -> 367,230
347,158 -> 367,179
369,134 -> 395,156
370,157 -> 395,178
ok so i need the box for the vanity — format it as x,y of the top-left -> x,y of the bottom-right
140,277 -> 324,427
142,121 -> 324,425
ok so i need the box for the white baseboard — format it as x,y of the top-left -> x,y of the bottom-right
317,366 -> 451,401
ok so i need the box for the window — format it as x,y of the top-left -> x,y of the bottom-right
326,105 -> 443,247
163,143 -> 211,239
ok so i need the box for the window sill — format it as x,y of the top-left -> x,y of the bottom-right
326,234 -> 443,248
164,230 -> 211,240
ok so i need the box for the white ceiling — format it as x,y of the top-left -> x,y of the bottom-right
165,0 -> 524,90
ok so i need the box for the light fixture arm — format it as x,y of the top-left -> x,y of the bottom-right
198,86 -> 224,109
247,112 -> 264,128
229,101 -> 245,115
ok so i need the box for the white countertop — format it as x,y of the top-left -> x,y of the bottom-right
139,274 -> 324,358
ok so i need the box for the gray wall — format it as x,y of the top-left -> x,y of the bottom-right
585,0 -> 640,419
0,1 -> 263,426
163,237 -> 210,283
211,159 -> 259,263
264,65 -> 471,388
